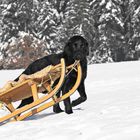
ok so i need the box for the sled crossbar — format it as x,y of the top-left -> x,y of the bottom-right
0,58 -> 82,124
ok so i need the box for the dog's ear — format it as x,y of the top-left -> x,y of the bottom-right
85,41 -> 89,56
64,41 -> 72,57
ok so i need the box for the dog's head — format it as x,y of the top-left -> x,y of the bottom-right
64,36 -> 89,61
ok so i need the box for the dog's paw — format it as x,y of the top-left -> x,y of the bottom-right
53,108 -> 63,113
53,105 -> 63,113
65,109 -> 73,114
71,100 -> 77,107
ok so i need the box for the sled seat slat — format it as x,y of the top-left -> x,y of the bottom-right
0,80 -> 35,102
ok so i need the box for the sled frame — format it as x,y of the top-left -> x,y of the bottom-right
0,59 -> 82,124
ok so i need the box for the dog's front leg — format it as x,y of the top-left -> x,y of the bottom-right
62,79 -> 73,114
72,80 -> 87,107
53,91 -> 63,113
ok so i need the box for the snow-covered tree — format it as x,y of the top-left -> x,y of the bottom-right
1,0 -> 140,68
89,0 -> 140,63
54,0 -> 95,56
30,0 -> 65,53
0,0 -> 34,42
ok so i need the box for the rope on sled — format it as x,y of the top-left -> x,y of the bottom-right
37,60 -> 80,88
66,60 -> 80,77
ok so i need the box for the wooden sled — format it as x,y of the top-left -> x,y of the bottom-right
0,58 -> 82,124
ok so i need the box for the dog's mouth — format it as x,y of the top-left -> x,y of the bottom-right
74,54 -> 82,60
75,60 -> 80,63
73,54 -> 83,61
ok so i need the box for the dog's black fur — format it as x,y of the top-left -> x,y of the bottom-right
15,35 -> 89,114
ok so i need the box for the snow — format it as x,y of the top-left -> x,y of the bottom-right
7,4 -> 12,10
134,7 -> 140,16
0,61 -> 140,140
106,1 -> 112,10
0,42 -> 8,50
100,0 -> 106,6
18,31 -> 29,38
135,44 -> 140,51
51,9 -> 60,18
9,37 -> 17,46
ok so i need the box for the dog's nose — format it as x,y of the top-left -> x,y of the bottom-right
75,54 -> 81,60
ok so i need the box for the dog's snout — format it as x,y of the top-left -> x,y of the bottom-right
74,53 -> 82,60
76,54 -> 81,60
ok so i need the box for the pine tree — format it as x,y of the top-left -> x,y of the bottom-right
31,0 -> 64,53
55,0 -> 94,55
101,0 -> 140,61
89,0 -> 140,63
0,0 -> 33,42
89,0 -> 112,63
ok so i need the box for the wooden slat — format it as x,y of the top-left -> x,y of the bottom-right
31,84 -> 39,101
5,101 -> 17,121
0,80 -> 34,102
5,102 -> 15,113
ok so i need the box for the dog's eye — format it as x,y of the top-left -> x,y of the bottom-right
80,44 -> 84,48
73,43 -> 78,50
74,43 -> 77,47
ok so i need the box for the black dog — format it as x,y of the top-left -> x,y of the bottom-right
15,35 -> 89,114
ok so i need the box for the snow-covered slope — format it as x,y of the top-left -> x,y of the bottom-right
0,61 -> 140,140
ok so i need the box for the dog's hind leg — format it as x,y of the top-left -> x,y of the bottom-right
72,80 -> 87,107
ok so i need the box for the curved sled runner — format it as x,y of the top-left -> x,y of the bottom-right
0,58 -> 82,124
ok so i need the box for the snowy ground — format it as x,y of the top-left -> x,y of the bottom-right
0,61 -> 140,140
